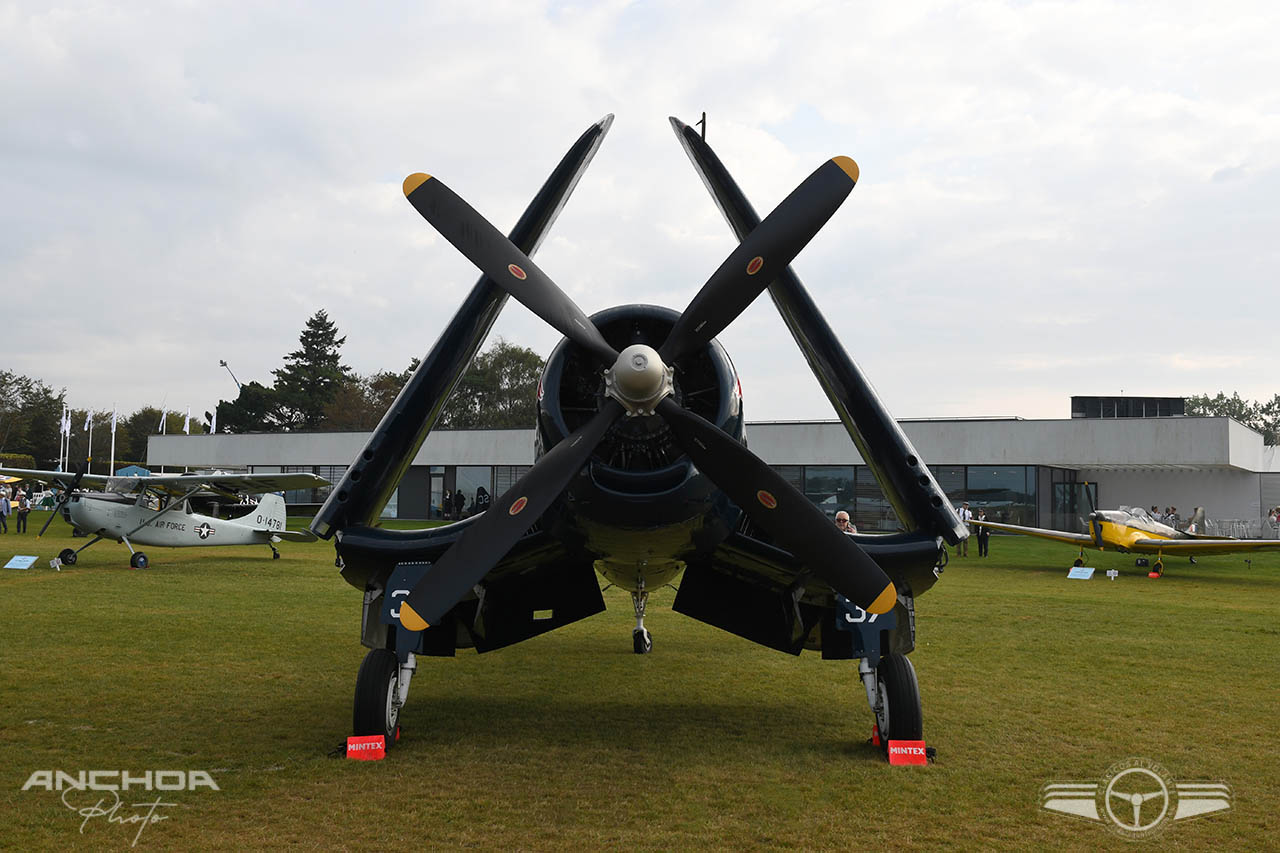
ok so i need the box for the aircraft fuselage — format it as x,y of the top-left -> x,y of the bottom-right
64,493 -> 276,548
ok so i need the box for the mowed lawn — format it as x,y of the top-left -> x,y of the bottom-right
1,511 -> 1277,850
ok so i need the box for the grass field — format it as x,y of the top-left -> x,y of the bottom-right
1,511 -> 1277,850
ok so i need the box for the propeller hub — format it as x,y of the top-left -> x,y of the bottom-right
603,344 -> 674,416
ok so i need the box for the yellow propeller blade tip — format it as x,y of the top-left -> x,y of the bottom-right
403,173 -> 432,197
833,156 -> 859,184
398,601 -> 430,632
867,582 -> 897,615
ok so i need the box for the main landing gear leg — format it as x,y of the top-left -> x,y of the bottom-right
269,543 -> 281,560
860,654 -> 923,746
121,535 -> 148,569
631,583 -> 652,654
353,648 -> 416,746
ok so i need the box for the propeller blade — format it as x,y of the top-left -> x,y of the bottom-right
654,397 -> 895,613
403,173 -> 619,364
397,400 -> 624,630
37,469 -> 86,539
659,156 -> 859,364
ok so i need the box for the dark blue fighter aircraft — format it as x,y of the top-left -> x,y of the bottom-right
309,115 -> 966,752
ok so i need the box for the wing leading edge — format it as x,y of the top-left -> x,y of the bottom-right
969,519 -> 1096,547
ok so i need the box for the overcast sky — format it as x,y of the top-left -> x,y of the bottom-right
5,1 -> 1278,427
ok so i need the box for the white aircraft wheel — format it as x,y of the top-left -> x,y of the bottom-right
130,552 -> 149,569
876,653 -> 923,742
352,648 -> 399,744
58,549 -> 77,566
632,628 -> 652,655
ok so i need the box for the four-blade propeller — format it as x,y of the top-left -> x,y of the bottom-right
397,151 -> 896,630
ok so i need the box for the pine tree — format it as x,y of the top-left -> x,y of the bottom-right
272,310 -> 353,430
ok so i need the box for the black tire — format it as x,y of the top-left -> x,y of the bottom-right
633,629 -> 652,655
877,653 -> 923,742
353,648 -> 399,744
58,549 -> 77,566
272,550 -> 281,560
1152,560 -> 1163,576
130,552 -> 149,569
1073,558 -> 1084,567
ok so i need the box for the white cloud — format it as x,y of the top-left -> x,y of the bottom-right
4,0 -> 1279,424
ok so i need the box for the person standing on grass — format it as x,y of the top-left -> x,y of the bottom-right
955,501 -> 972,556
974,507 -> 991,557
0,487 -> 9,533
15,492 -> 30,533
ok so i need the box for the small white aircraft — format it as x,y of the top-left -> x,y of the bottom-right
0,467 -> 329,568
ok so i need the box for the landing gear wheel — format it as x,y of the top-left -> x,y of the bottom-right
272,550 -> 281,560
58,548 -> 77,566
1073,558 -> 1084,567
1152,560 -> 1163,576
353,648 -> 399,744
875,653 -> 923,743
130,552 -> 149,569
632,628 -> 652,655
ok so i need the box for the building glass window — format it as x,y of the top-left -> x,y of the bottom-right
855,465 -> 901,532
930,465 -> 966,508
281,465 -> 315,505
769,465 -> 804,494
494,466 -> 533,495
455,466 -> 492,517
313,465 -> 346,501
803,465 -> 855,520
966,466 -> 1037,525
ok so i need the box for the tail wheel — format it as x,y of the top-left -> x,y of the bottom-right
876,653 -> 923,742
353,648 -> 400,744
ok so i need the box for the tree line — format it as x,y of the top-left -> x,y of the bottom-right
1185,392 -> 1280,445
0,309 -> 545,468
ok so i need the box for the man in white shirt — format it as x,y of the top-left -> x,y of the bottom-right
956,501 -> 972,556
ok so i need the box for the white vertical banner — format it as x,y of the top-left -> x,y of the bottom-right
110,403 -> 117,474
85,411 -> 93,475
183,407 -> 191,435
210,406 -> 217,435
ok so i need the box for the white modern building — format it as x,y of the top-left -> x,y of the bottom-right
149,410 -> 1280,537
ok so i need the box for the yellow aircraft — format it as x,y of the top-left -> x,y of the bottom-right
970,505 -> 1280,575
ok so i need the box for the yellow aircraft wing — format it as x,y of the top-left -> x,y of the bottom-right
1129,537 -> 1280,555
969,519 -> 1096,547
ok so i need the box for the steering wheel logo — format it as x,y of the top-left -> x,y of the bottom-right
1104,766 -> 1170,833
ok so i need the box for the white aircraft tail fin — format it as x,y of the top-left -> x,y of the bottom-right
232,493 -> 288,532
